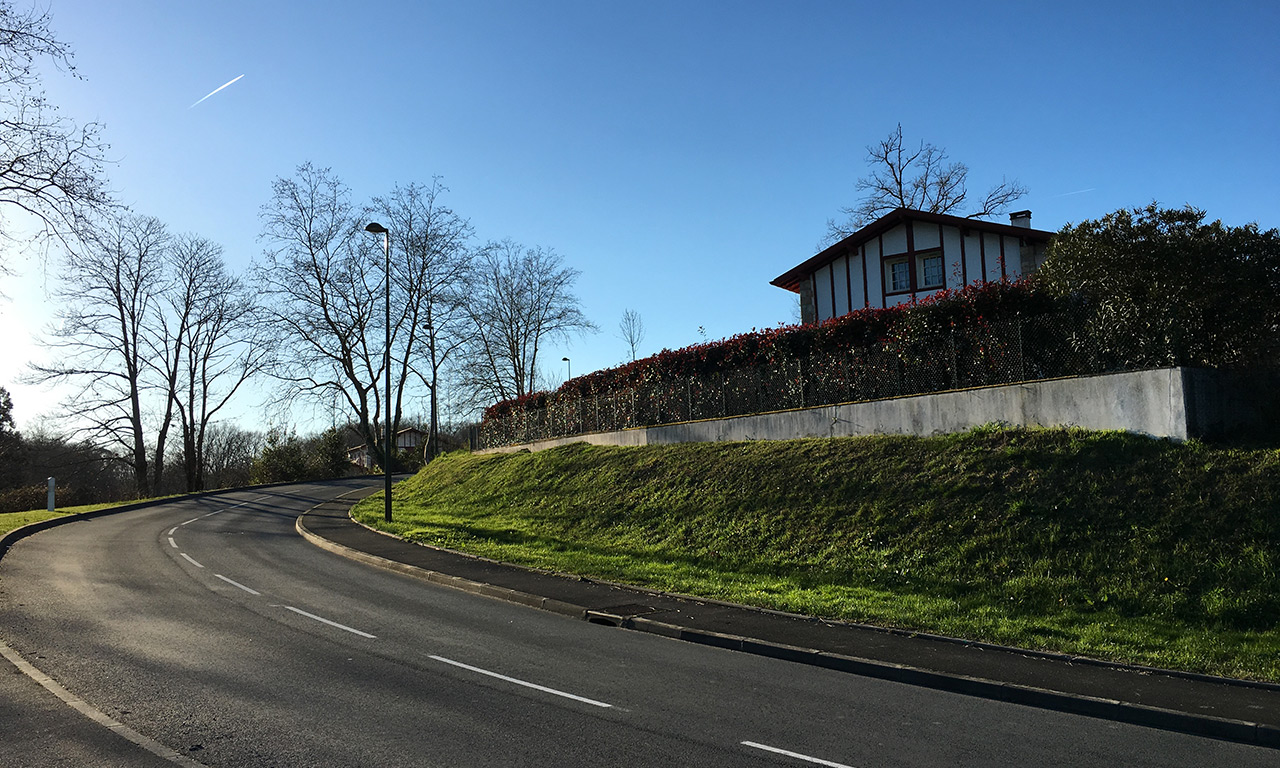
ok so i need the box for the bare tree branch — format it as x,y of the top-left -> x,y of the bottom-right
255,163 -> 390,468
455,240 -> 597,409
0,1 -> 115,267
371,178 -> 474,460
28,213 -> 169,496
824,123 -> 1027,246
160,234 -> 266,491
617,308 -> 645,362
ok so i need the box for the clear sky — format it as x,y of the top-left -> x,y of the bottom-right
2,0 -> 1277,431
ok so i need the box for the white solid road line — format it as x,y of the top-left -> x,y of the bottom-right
429,655 -> 613,709
741,741 -> 856,768
282,606 -> 377,639
179,553 -> 204,568
214,574 -> 261,595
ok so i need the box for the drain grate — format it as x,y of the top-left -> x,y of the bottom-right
585,604 -> 659,627
598,603 -> 658,617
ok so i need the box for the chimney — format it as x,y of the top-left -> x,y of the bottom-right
1009,210 -> 1032,228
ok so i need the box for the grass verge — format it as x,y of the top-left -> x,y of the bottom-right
352,428 -> 1280,681
0,499 -> 173,537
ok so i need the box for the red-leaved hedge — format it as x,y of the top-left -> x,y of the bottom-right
483,278 -> 1049,422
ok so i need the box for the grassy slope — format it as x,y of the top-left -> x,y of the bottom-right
352,428 -> 1280,680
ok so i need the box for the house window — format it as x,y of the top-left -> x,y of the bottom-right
920,253 -> 944,289
884,249 -> 945,295
886,257 -> 911,293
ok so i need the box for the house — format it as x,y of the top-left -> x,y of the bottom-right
346,427 -> 426,468
396,427 -> 425,451
346,444 -> 371,468
772,208 -> 1055,324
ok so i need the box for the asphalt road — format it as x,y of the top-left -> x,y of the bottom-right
1,478 -> 1275,767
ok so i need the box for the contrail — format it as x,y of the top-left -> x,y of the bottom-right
1053,187 -> 1097,197
189,74 -> 245,108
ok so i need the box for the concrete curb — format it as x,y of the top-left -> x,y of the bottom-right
294,509 -> 1280,749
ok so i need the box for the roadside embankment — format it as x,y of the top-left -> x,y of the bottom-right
353,428 -> 1280,681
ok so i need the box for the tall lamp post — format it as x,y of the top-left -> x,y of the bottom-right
365,222 -> 393,523
562,356 -> 571,382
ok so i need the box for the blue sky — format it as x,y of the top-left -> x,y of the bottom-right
2,0 -> 1277,430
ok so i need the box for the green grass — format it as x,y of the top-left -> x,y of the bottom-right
352,428 -> 1280,681
0,508 -> 68,535
0,499 -> 169,537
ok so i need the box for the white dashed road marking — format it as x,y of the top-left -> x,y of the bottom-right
741,741 -> 856,767
281,606 -> 377,639
214,574 -> 261,595
429,655 -> 613,708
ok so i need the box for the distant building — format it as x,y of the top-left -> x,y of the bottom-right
772,208 -> 1054,324
346,427 -> 426,468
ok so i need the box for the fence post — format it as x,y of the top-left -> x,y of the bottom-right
47,477 -> 55,512
798,356 -> 805,409
949,326 -> 958,389
1016,312 -> 1025,381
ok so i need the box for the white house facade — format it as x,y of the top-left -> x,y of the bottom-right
773,208 -> 1055,324
347,427 -> 426,468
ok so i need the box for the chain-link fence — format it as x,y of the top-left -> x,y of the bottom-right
479,306 -> 1139,449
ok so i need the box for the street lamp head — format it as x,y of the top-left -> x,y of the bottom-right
562,357 -> 570,362
365,222 -> 388,234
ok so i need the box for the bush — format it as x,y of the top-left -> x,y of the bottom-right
0,484 -> 47,514
1037,203 -> 1280,369
251,428 -> 308,484
307,427 -> 351,479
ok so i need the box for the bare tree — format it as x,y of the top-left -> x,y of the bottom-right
825,124 -> 1027,244
456,240 -> 597,406
371,179 -> 473,460
160,235 -> 265,491
256,163 -> 392,469
0,1 -> 113,264
29,214 -> 169,496
617,308 -> 646,362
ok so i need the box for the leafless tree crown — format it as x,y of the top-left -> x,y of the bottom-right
456,240 -> 597,407
256,166 -> 483,468
617,308 -> 646,362
28,213 -> 263,495
255,163 -> 390,467
824,123 -> 1027,245
370,178 -> 474,460
28,214 -> 170,495
0,1 -> 114,262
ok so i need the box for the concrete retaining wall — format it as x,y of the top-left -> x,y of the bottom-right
480,368 -> 1277,454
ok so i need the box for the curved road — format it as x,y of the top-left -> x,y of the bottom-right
1,479 -> 1274,767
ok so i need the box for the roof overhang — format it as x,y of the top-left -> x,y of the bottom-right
771,208 -> 1055,293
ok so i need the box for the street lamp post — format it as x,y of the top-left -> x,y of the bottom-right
562,356 -> 571,382
365,222 -> 393,523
